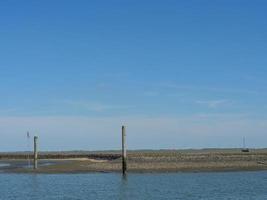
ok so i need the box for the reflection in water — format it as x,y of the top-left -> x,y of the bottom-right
22,162 -> 56,168
0,163 -> 10,167
30,175 -> 40,194
0,172 -> 267,200
119,174 -> 128,200
0,161 -> 57,170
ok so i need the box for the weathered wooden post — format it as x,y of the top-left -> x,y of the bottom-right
34,136 -> 38,169
122,126 -> 127,175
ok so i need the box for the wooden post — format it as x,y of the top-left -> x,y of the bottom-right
34,136 -> 38,169
122,126 -> 127,175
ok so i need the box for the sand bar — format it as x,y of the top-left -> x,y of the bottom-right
1,149 -> 267,173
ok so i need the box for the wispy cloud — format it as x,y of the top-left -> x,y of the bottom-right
143,91 -> 160,97
195,99 -> 231,108
0,108 -> 23,115
241,74 -> 267,85
163,83 -> 260,95
64,100 -> 132,112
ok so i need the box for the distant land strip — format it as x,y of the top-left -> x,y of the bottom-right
1,149 -> 267,173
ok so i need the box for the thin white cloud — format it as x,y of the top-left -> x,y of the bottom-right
195,99 -> 231,108
64,100 -> 132,112
143,91 -> 160,97
163,83 -> 260,95
0,108 -> 19,113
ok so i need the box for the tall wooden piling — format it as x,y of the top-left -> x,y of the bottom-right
122,126 -> 127,175
34,136 -> 38,169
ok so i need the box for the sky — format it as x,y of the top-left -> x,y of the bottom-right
0,0 -> 267,151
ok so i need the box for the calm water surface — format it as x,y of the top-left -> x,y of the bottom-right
0,171 -> 266,200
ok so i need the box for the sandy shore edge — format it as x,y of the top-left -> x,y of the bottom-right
1,149 -> 267,173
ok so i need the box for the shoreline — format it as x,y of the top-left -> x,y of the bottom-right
1,149 -> 267,174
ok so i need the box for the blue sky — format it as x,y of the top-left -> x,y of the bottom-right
0,0 -> 267,151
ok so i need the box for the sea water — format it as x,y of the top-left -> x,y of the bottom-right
0,171 -> 266,200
